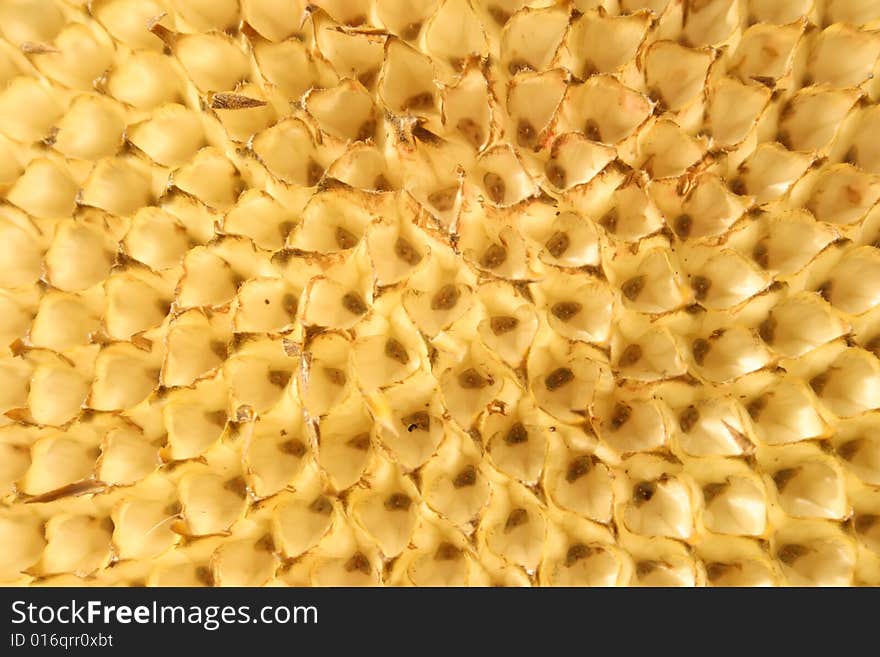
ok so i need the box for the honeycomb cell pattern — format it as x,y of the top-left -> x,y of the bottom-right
0,0 -> 880,587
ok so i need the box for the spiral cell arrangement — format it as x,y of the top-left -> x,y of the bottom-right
1,0 -> 880,587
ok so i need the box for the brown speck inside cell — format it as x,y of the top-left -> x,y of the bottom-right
565,543 -> 592,567
394,236 -> 422,265
384,492 -> 412,511
268,369 -> 292,387
278,220 -> 295,240
692,338 -> 710,365
836,438 -> 862,461
402,411 -> 430,432
224,476 -> 248,497
516,119 -> 536,148
566,455 -> 592,483
323,367 -> 347,386
385,337 -> 409,364
435,542 -> 462,560
600,207 -> 618,233
777,543 -> 809,565
582,58 -> 598,78
772,467 -> 800,492
746,395 -> 766,420
636,560 -> 663,578
632,481 -> 655,505
401,21 -> 422,40
551,301 -> 582,322
345,552 -> 371,574
453,464 -> 477,488
309,495 -> 333,515
855,514 -> 878,534
609,403 -> 631,431
545,367 -> 574,390
776,130 -> 792,149
256,533 -> 275,552
691,276 -> 711,301
809,371 -> 829,396
584,119 -> 602,142
488,4 -> 511,25
279,439 -> 306,457
504,508 -> 528,532
753,241 -> 769,269
306,159 -> 324,186
283,293 -> 298,315
480,243 -> 507,269
545,161 -> 566,188
403,91 -> 434,111
195,566 -> 214,586
621,275 -> 645,301
505,422 -> 528,445
335,225 -> 358,249
457,117 -> 484,149
347,432 -> 371,451
428,186 -> 458,212
758,315 -> 776,343
342,291 -> 368,315
678,405 -> 699,433
431,284 -> 460,311
373,173 -> 392,192
674,214 -> 692,239
458,368 -> 489,389
483,172 -> 506,203
490,315 -> 519,335
705,562 -> 732,582
702,482 -> 728,503
156,298 -> 172,316
357,68 -> 378,89
205,409 -> 227,427
545,231 -> 570,258
618,344 -> 642,368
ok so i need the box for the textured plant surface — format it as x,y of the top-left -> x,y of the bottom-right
1,0 -> 880,586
